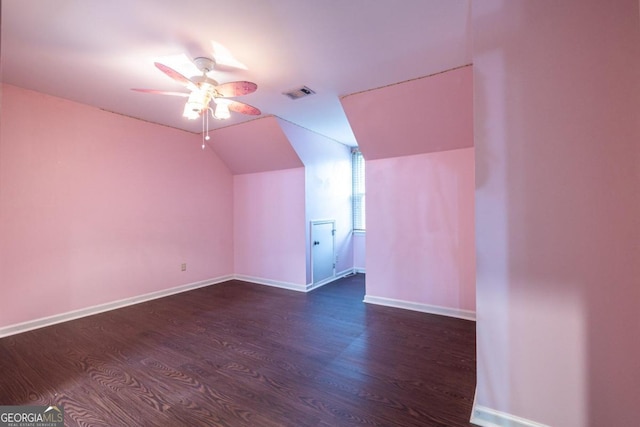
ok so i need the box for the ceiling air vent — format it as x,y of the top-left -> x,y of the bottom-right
283,85 -> 316,100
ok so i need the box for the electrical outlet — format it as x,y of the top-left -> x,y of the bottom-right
181,263 -> 187,271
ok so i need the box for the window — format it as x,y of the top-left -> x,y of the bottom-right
352,150 -> 366,231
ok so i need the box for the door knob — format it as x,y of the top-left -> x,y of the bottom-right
313,241 -> 320,246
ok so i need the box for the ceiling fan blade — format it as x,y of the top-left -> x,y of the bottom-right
131,88 -> 190,97
210,41 -> 248,70
154,62 -> 198,91
214,81 -> 258,97
228,100 -> 261,116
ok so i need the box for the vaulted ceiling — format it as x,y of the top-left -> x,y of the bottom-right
1,0 -> 472,146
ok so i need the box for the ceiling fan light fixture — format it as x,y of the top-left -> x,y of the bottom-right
213,98 -> 231,120
183,103 -> 201,120
183,89 -> 210,120
133,58 -> 259,125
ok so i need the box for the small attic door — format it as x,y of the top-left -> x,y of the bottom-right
311,220 -> 335,285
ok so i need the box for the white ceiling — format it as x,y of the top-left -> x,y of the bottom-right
1,0 -> 472,146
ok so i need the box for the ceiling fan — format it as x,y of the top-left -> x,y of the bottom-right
132,57 -> 261,121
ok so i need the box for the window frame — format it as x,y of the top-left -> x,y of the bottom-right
352,149 -> 366,232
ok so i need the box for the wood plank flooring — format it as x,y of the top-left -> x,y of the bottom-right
0,274 -> 477,426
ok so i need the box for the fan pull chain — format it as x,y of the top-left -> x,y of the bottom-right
201,108 -> 212,150
206,109 -> 210,141
201,108 -> 205,149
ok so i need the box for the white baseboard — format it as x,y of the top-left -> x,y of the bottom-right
233,274 -> 307,292
354,267 -> 366,274
363,295 -> 476,321
471,405 -> 551,427
235,269 -> 357,293
0,275 -> 233,338
1,271 -> 366,338
305,268 -> 355,291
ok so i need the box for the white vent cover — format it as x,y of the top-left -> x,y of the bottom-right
283,86 -> 316,100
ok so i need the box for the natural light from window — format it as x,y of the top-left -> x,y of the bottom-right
352,150 -> 365,231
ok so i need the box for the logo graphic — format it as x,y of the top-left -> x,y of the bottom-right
0,405 -> 64,427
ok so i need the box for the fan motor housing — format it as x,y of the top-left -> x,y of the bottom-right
193,57 -> 216,73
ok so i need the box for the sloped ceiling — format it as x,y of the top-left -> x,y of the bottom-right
342,65 -> 473,160
1,0 -> 472,146
210,117 -> 302,174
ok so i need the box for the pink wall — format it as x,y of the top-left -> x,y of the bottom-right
279,119 -> 353,284
366,149 -> 475,311
342,66 -> 475,314
233,168 -> 307,286
0,84 -> 234,328
342,65 -> 473,160
473,1 -> 640,425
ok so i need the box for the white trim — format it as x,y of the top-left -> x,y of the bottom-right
310,219 -> 336,286
0,275 -> 233,338
305,268 -> 354,291
335,268 -> 355,278
471,405 -> 551,427
363,295 -> 476,321
234,269 -> 356,294
233,274 -> 307,292
309,219 -> 336,225
354,267 -> 366,274
0,271 -> 364,338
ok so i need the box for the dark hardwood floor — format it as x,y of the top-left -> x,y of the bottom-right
0,274 -> 477,426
